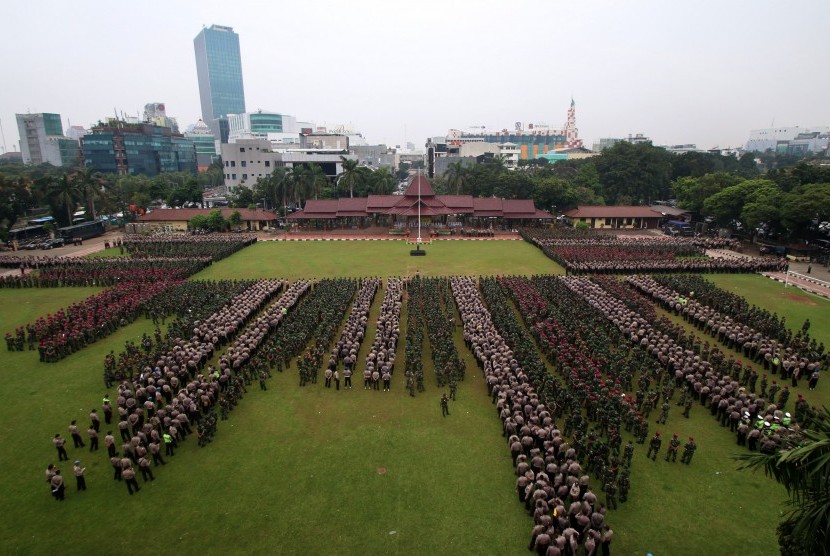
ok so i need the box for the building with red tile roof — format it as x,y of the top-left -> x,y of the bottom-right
288,175 -> 552,227
563,205 -> 664,229
136,208 -> 277,231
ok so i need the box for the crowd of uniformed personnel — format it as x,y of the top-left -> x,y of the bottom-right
520,228 -> 788,275
628,274 -> 824,391
363,278 -> 402,391
46,278 -> 310,498
650,273 -> 827,368
404,277 -> 426,396
452,276 -> 614,555
421,278 -> 466,389
329,279 -> 379,389
121,233 -> 256,260
563,276 -> 812,454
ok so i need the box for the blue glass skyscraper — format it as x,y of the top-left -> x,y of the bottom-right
194,25 -> 246,143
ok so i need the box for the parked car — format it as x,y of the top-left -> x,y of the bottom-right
42,237 -> 65,249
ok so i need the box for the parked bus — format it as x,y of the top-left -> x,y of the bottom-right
58,220 -> 106,241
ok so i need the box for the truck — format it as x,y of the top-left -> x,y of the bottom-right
664,220 -> 694,237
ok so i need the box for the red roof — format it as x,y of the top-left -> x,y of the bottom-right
137,208 -> 277,222
366,195 -> 400,210
564,206 -> 663,219
440,195 -> 475,210
403,175 -> 435,197
473,198 -> 504,211
503,199 -> 537,217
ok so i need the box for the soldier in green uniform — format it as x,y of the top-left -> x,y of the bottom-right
656,402 -> 670,424
441,393 -> 450,417
605,479 -> 618,510
680,437 -> 697,464
665,433 -> 680,462
618,469 -> 630,502
646,431 -> 662,460
623,441 -> 634,467
682,397 -> 693,418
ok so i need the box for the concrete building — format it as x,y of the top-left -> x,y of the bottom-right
16,113 -> 81,167
745,126 -> 830,153
82,120 -> 196,176
350,144 -> 398,170
593,138 -> 622,152
228,111 -> 300,141
194,25 -> 246,143
143,103 -> 179,134
564,206 -> 663,229
220,138 -> 356,189
184,119 -> 219,171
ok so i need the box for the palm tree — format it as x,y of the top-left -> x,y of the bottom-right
45,173 -> 82,227
308,164 -> 328,200
444,161 -> 468,195
289,165 -> 313,205
735,407 -> 830,555
337,157 -> 361,198
72,168 -> 107,221
269,167 -> 292,216
371,167 -> 395,195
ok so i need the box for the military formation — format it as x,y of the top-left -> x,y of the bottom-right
521,228 -> 788,274
22,228 -> 826,552
453,277 -> 617,555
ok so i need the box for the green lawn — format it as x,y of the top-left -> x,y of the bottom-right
195,240 -> 563,281
2,249 -> 822,555
708,273 -> 830,343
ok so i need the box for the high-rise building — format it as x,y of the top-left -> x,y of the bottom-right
16,112 -> 81,167
82,120 -> 196,176
193,25 -> 246,143
185,119 -> 219,170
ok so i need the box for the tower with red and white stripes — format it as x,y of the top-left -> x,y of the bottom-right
564,99 -> 583,149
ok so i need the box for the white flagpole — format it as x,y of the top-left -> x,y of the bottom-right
417,171 -> 422,244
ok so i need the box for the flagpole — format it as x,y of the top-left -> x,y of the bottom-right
417,171 -> 422,244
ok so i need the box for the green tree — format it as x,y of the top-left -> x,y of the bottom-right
189,214 -> 209,230
72,168 -> 107,220
290,165 -> 313,205
736,407 -> 830,555
673,173 -> 744,214
206,209 -> 226,231
594,141 -> 673,204
780,183 -> 830,237
228,186 -> 255,208
44,173 -> 82,226
228,210 -> 242,230
371,167 -> 396,195
308,164 -> 328,200
0,175 -> 34,238
444,161 -> 468,195
337,157 -> 362,198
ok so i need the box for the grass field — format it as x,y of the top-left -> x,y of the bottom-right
194,240 -> 563,281
1,243 -> 827,555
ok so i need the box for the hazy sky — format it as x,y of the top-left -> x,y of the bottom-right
2,0 -> 828,152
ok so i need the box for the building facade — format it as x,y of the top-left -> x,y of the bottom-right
193,25 -> 246,143
82,122 -> 197,176
16,113 -> 80,167
220,138 -> 355,188
185,119 -> 219,170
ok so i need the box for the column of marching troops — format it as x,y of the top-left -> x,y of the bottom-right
47,278 -> 313,499
562,276 -> 815,456
519,228 -> 789,275
451,276 -> 615,555
420,278 -> 466,392
624,274 -> 824,446
325,279 -> 379,389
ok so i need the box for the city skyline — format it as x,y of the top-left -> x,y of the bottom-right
1,0 -> 828,154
